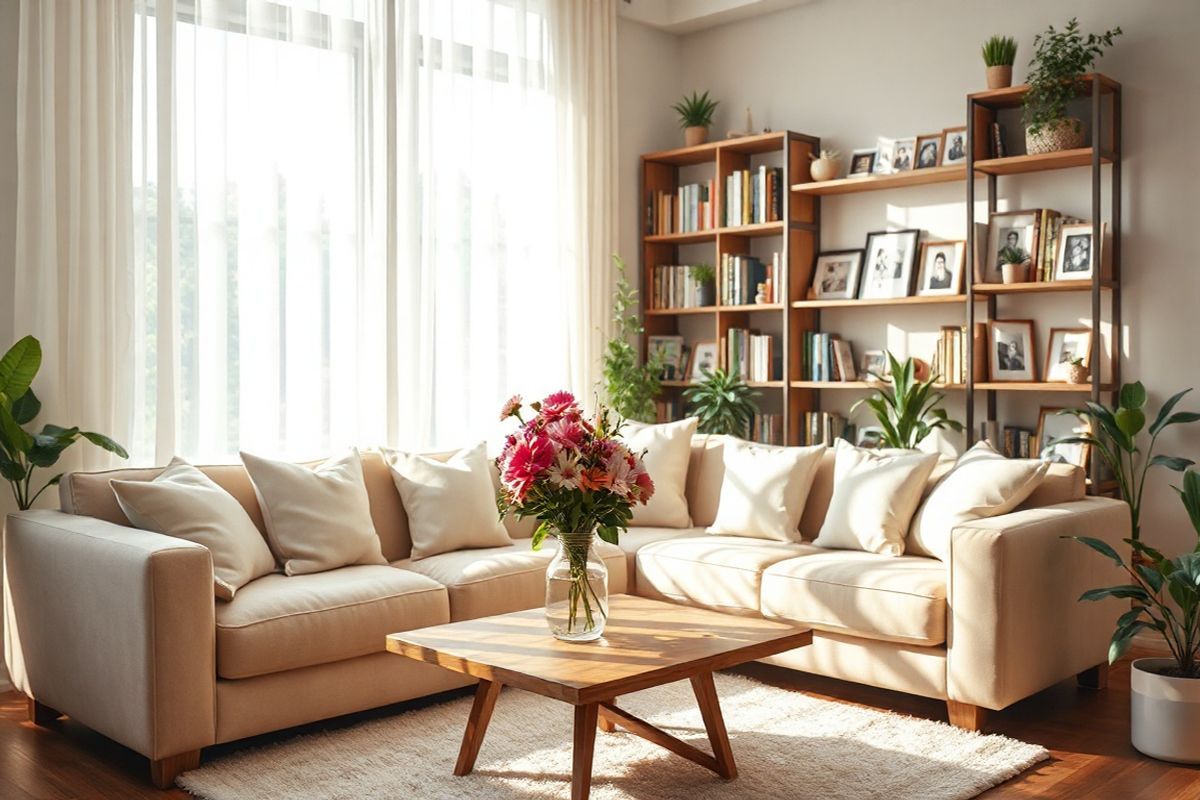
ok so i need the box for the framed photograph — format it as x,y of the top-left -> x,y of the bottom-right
811,250 -> 865,300
848,148 -> 876,177
940,126 -> 967,165
687,341 -> 718,382
647,335 -> 684,381
857,426 -> 884,449
890,136 -> 917,172
1045,327 -> 1093,382
860,349 -> 888,380
915,134 -> 941,169
916,241 -> 965,296
860,229 -> 920,299
1037,407 -> 1091,468
982,210 -> 1038,284
988,319 -> 1037,382
1054,223 -> 1102,281
873,137 -> 896,175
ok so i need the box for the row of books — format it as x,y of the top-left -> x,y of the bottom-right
931,324 -> 987,385
798,332 -> 856,383
724,166 -> 783,228
719,253 -> 778,305
800,412 -> 850,447
751,413 -> 783,445
649,265 -> 707,309
978,421 -> 1036,458
724,329 -> 778,383
646,180 -> 717,236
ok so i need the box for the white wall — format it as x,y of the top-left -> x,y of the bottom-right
619,0 -> 1200,556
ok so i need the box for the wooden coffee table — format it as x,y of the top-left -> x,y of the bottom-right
385,594 -> 812,800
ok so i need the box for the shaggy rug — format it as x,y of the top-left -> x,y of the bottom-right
178,673 -> 1047,800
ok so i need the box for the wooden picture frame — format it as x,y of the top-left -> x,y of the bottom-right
940,126 -> 967,165
1054,222 -> 1104,281
916,240 -> 965,296
1037,406 -> 1091,469
687,341 -> 718,382
860,229 -> 920,299
811,250 -> 865,300
915,134 -> 941,169
1045,327 -> 1093,382
988,319 -> 1037,382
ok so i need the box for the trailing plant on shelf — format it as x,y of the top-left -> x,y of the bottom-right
683,368 -> 758,437
851,352 -> 962,449
673,90 -> 719,146
0,335 -> 128,509
982,35 -> 1018,89
1023,18 -> 1121,151
601,255 -> 664,423
1055,382 -> 1199,542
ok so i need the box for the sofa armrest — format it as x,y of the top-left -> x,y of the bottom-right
946,497 -> 1128,710
4,510 -> 216,759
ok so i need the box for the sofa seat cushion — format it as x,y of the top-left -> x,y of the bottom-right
215,565 -> 448,679
636,535 -> 821,615
394,539 -> 627,621
761,550 -> 947,646
618,526 -> 706,591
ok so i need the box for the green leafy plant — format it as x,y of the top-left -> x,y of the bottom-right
1024,18 -> 1121,135
672,90 -> 718,129
1070,468 -> 1200,677
601,255 -> 663,423
851,352 -> 963,449
0,335 -> 129,509
689,263 -> 715,284
998,244 -> 1028,265
982,35 -> 1018,67
1055,382 -> 1199,542
683,368 -> 758,437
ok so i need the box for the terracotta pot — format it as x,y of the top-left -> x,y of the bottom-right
684,126 -> 708,147
1025,117 -> 1086,155
985,65 -> 1013,90
1131,658 -> 1200,764
1065,363 -> 1090,384
810,157 -> 841,182
1001,263 -> 1028,284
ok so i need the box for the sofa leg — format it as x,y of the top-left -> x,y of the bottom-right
1077,662 -> 1109,689
946,700 -> 987,732
150,750 -> 201,789
26,696 -> 63,726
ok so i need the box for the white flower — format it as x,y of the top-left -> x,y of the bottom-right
546,450 -> 582,490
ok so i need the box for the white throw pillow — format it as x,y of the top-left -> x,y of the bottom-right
385,442 -> 512,560
908,440 -> 1050,560
624,417 -> 698,528
241,448 -> 386,575
112,457 -> 276,600
814,440 -> 939,556
706,439 -> 826,542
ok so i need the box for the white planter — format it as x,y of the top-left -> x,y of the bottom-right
1131,657 -> 1200,764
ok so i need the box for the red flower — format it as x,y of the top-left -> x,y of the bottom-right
539,390 -> 579,420
502,433 -> 555,501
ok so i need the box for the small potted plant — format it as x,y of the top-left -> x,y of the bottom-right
997,245 -> 1029,283
672,90 -> 719,147
851,352 -> 962,448
1024,18 -> 1121,155
683,367 -> 759,437
690,263 -> 716,307
1065,357 -> 1089,384
809,149 -> 842,182
981,35 -> 1018,90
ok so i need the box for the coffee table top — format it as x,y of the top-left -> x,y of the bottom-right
385,594 -> 811,705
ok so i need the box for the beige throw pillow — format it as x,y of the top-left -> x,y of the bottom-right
112,457 -> 276,600
241,448 -> 386,575
624,417 -> 698,528
706,439 -> 826,542
385,442 -> 512,560
814,440 -> 939,556
908,440 -> 1050,560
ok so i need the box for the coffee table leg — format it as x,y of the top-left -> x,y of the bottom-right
572,703 -> 599,800
454,679 -> 502,776
597,700 -> 618,733
690,672 -> 737,779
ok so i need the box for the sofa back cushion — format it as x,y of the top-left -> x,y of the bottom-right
1021,462 -> 1086,508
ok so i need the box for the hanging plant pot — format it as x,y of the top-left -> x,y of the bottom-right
1025,117 -> 1085,155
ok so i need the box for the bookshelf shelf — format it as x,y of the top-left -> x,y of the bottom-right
643,220 -> 789,244
642,130 -> 789,167
973,280 -> 1116,295
791,294 -> 967,310
968,73 -> 1120,110
791,381 -> 964,390
791,164 -> 966,196
645,303 -> 787,316
974,382 -> 1114,393
644,306 -> 717,316
974,147 -> 1115,176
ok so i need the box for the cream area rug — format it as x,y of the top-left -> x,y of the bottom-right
179,673 -> 1047,800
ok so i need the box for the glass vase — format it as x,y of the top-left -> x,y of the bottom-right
545,530 -> 609,642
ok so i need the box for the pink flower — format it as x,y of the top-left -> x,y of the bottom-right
631,465 -> 655,503
538,390 -> 579,420
499,394 -> 523,421
545,417 -> 586,450
502,433 -> 555,501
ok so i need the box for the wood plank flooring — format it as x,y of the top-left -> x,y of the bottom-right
1,648 -> 1197,799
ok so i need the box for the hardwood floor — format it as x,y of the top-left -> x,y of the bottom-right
1,648 -> 1197,799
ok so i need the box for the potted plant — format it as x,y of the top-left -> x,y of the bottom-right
809,149 -> 842,182
1065,357 -> 1090,384
672,90 -> 719,147
1070,469 -> 1200,763
1023,18 -> 1121,155
601,255 -> 664,423
982,35 -> 1018,90
0,335 -> 128,509
851,352 -> 962,448
998,244 -> 1029,283
690,263 -> 716,307
683,367 -> 758,437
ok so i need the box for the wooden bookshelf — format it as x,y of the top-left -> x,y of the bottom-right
791,294 -> 968,310
974,382 -> 1115,393
974,147 -> 1114,176
973,280 -> 1116,295
791,164 -> 966,196
790,381 -> 965,390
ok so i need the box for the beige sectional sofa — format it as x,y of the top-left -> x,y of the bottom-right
3,435 -> 1126,787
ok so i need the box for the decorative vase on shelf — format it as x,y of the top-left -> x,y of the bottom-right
986,65 -> 1013,90
1065,361 -> 1090,384
1025,117 -> 1086,155
545,529 -> 609,642
696,282 -> 715,307
685,125 -> 709,147
809,156 -> 841,182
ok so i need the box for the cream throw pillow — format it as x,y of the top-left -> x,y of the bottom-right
706,439 -> 826,542
385,442 -> 512,560
814,440 -> 939,556
908,440 -> 1050,560
112,457 -> 275,600
624,417 -> 698,528
241,448 -> 386,575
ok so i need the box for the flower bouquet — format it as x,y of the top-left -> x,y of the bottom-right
496,391 -> 654,641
